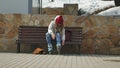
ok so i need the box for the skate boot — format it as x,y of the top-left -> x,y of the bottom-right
57,46 -> 61,54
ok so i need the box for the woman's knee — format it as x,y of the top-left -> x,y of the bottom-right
46,33 -> 52,40
46,32 -> 51,37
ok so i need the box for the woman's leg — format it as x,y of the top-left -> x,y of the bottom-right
46,32 -> 53,53
56,33 -> 61,54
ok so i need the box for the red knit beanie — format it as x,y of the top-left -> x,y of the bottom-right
55,15 -> 64,25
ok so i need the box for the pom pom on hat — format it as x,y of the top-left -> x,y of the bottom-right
55,15 -> 64,25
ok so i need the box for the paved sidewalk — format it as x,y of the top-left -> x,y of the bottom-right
0,53 -> 120,68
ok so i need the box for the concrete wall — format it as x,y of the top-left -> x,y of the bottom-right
32,7 -> 63,15
0,0 -> 32,14
0,14 -> 119,54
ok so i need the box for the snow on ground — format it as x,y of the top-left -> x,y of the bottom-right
79,1 -> 115,14
33,0 -> 120,16
97,6 -> 120,16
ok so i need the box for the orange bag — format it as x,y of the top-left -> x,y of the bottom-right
33,48 -> 44,54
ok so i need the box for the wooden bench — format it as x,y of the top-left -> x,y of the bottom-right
16,26 -> 82,53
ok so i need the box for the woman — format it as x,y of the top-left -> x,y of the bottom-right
46,15 -> 65,54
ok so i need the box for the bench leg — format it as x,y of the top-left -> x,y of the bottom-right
75,45 -> 80,54
17,43 -> 20,53
78,45 -> 81,54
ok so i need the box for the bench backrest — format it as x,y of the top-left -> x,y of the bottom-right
18,26 -> 47,44
18,26 -> 82,44
65,27 -> 82,44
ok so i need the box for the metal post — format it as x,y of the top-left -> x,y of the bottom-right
51,0 -> 54,2
38,0 -> 42,14
28,0 -> 32,14
40,0 -> 42,14
38,0 -> 40,14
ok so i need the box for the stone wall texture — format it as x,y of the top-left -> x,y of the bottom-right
0,14 -> 120,55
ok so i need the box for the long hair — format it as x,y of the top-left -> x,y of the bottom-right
55,23 -> 64,33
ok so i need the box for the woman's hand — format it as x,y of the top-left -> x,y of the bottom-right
62,41 -> 65,46
51,34 -> 55,39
